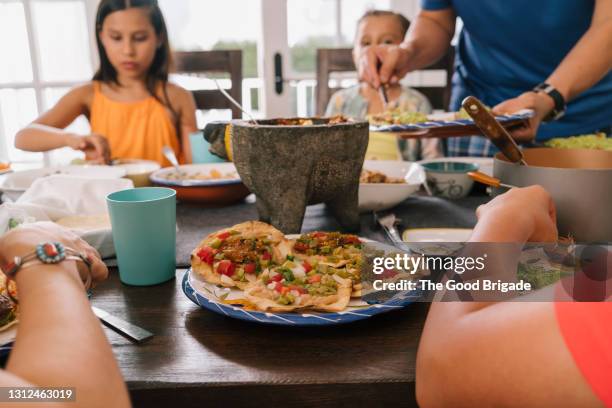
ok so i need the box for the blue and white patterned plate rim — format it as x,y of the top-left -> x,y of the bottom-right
183,269 -> 420,326
370,109 -> 534,132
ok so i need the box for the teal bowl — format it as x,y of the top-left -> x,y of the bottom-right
421,161 -> 479,199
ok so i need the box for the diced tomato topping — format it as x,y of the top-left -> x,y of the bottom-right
274,282 -> 284,292
197,247 -> 215,265
293,242 -> 308,252
289,285 -> 306,294
261,251 -> 271,261
312,232 -> 327,238
217,231 -> 231,240
244,263 -> 256,274
343,235 -> 361,245
217,260 -> 235,276
308,274 -> 321,283
280,286 -> 290,295
302,260 -> 312,273
381,269 -> 398,279
270,273 -> 283,282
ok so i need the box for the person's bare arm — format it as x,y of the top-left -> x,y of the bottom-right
359,8 -> 456,88
0,223 -> 130,408
546,0 -> 612,101
494,0 -> 612,142
14,84 -> 110,163
15,85 -> 90,151
416,187 -> 601,407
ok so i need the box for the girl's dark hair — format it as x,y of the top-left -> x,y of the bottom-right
93,0 -> 177,121
357,10 -> 411,38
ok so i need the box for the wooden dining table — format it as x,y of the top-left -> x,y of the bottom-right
90,194 -> 487,408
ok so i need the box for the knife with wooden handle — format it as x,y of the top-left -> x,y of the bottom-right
92,306 -> 154,343
461,96 -> 527,165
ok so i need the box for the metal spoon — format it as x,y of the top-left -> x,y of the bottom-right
213,79 -> 259,124
162,145 -> 182,175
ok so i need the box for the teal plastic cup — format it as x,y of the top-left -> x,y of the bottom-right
106,187 -> 177,286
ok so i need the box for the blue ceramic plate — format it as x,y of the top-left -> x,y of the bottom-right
182,269 -> 420,326
370,109 -> 534,133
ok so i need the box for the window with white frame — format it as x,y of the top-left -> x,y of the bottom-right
0,0 -> 97,166
159,0 -> 263,127
0,0 -> 425,166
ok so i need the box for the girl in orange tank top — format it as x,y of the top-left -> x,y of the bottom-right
14,0 -> 196,167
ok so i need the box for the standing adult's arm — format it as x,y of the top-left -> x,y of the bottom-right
359,8 -> 456,88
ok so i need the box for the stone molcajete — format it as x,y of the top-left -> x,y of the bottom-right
204,118 -> 369,234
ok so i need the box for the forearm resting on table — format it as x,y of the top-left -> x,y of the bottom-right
15,124 -> 74,152
402,9 -> 456,72
547,9 -> 612,100
416,217 -> 597,407
1,264 -> 129,408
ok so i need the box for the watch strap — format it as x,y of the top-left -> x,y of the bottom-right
533,82 -> 566,121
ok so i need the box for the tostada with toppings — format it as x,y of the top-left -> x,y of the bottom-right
291,231 -> 365,296
191,221 -> 292,289
244,257 -> 352,312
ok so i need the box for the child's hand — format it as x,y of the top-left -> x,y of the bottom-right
67,133 -> 111,164
475,186 -> 558,243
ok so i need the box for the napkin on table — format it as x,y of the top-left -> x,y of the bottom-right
0,175 -> 133,258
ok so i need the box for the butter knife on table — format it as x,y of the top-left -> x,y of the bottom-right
91,306 -> 154,343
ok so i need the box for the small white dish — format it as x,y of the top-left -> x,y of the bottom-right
358,160 -> 421,212
403,228 -> 473,243
402,228 -> 473,256
112,159 -> 161,187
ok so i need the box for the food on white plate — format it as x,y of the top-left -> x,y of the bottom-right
191,221 -> 292,289
545,133 -> 611,151
160,168 -> 237,181
291,231 -> 364,297
360,169 -> 404,184
244,260 -> 352,312
368,109 -> 428,126
55,214 -> 111,232
191,223 -> 427,313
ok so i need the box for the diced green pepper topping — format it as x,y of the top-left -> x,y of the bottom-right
210,238 -> 222,249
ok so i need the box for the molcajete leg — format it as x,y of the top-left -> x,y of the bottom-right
263,187 -> 308,234
255,198 -> 272,224
325,185 -> 360,232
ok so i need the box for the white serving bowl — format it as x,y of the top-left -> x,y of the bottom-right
358,160 -> 421,212
0,165 -> 126,202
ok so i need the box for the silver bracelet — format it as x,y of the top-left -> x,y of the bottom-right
3,242 -> 92,302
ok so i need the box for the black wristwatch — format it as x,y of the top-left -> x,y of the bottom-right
533,82 -> 566,122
